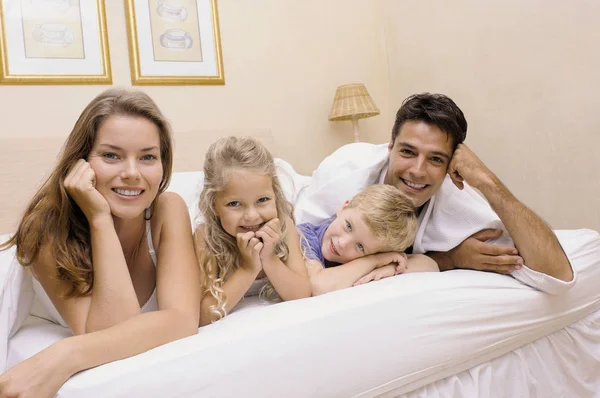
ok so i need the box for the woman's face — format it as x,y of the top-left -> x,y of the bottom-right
86,115 -> 163,220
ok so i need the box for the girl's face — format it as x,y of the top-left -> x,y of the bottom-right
87,115 -> 163,220
214,169 -> 278,237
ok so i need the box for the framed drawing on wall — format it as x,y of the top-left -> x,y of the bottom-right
125,0 -> 224,85
0,0 -> 111,85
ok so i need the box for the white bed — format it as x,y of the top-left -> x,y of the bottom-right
3,165 -> 600,397
9,308 -> 600,398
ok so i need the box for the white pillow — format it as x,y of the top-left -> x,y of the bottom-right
166,171 -> 204,208
165,171 -> 204,225
274,158 -> 312,205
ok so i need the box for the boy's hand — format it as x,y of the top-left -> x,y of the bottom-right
376,252 -> 408,269
394,254 -> 408,274
255,218 -> 281,264
236,231 -> 263,272
353,265 -> 396,286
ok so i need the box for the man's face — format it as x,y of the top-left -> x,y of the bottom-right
384,121 -> 453,208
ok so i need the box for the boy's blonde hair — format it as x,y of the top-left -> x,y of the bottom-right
196,136 -> 293,321
346,184 -> 417,252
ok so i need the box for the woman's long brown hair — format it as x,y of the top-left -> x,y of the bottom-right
0,88 -> 173,297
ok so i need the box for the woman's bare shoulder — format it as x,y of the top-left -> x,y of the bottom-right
152,192 -> 190,224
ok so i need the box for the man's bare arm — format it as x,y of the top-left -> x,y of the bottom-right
447,144 -> 572,281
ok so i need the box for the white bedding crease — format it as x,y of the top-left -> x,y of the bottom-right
1,162 -> 600,397
398,308 -> 600,398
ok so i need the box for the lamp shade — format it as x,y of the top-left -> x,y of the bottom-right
328,83 -> 380,121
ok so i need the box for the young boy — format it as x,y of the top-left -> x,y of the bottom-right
298,184 -> 439,296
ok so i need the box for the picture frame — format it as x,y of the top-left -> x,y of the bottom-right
125,0 -> 224,85
0,0 -> 111,85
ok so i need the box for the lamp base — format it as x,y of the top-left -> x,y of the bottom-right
351,118 -> 360,142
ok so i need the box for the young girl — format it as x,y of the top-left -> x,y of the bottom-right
195,136 -> 311,325
0,88 -> 200,397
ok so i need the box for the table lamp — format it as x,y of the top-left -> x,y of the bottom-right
328,83 -> 380,142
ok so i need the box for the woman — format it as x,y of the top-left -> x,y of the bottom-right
0,88 -> 200,397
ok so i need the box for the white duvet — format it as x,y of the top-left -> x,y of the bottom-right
3,229 -> 600,397
1,159 -> 600,397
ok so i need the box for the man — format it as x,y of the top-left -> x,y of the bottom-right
295,93 -> 574,294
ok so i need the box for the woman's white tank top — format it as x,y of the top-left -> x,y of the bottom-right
30,215 -> 159,327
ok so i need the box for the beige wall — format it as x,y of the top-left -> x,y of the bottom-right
380,0 -> 600,231
0,0 -> 392,173
1,0 -> 598,232
0,0 -> 391,233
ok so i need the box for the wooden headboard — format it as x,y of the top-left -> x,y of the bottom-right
0,130 -> 277,234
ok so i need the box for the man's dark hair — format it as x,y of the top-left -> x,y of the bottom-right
391,93 -> 467,150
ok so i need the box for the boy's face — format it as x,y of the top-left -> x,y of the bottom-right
321,203 -> 382,264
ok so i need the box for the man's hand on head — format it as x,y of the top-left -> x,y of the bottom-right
448,144 -> 496,191
449,229 -> 524,274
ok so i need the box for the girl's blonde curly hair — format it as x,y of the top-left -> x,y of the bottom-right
195,136 -> 294,321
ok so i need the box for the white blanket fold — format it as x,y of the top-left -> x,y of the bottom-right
0,247 -> 34,372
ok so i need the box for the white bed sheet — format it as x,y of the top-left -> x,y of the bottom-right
7,229 -> 600,398
394,307 -> 600,398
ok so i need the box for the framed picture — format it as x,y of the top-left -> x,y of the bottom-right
0,0 -> 111,84
125,0 -> 224,85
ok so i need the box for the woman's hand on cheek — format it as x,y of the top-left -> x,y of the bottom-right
0,340 -> 73,398
255,218 -> 281,265
236,231 -> 263,272
64,159 -> 111,223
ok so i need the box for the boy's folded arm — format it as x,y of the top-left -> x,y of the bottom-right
353,264 -> 397,286
308,253 -> 392,296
